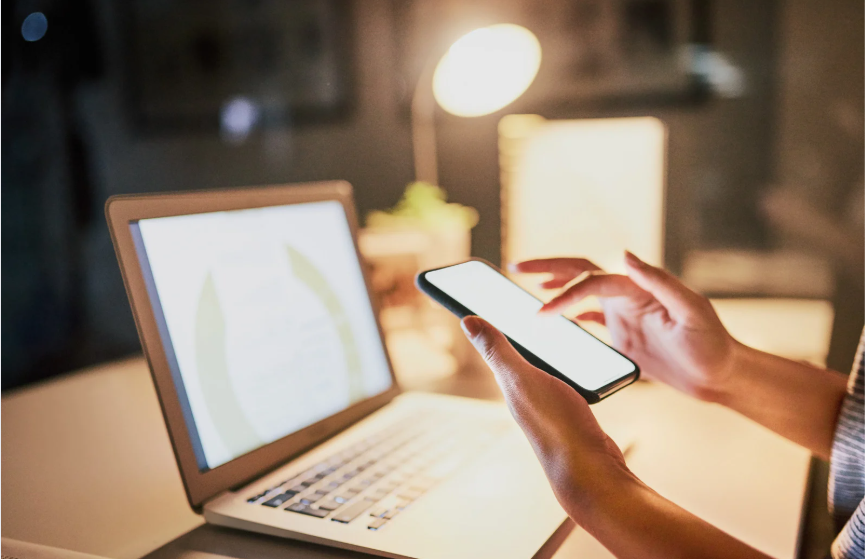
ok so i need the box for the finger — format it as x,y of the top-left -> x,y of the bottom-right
460,316 -> 556,420
460,316 -> 596,455
623,251 -> 706,321
539,278 -> 573,289
510,258 -> 602,279
574,311 -> 606,325
539,273 -> 647,315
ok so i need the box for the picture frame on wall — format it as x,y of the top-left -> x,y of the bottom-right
121,0 -> 356,134
528,0 -> 712,109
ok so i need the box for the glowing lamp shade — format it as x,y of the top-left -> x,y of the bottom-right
432,24 -> 541,117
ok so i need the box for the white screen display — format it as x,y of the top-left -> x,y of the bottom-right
134,201 -> 393,470
425,261 -> 636,391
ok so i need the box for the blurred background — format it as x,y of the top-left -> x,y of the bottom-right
2,0 -> 862,391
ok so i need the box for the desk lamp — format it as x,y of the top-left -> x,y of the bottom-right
412,24 -> 541,185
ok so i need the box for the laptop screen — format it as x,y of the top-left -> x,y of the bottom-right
129,200 -> 393,471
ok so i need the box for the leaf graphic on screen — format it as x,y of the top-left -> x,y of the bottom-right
285,245 -> 365,403
195,272 -> 263,458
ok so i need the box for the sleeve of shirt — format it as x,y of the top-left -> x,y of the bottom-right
832,498 -> 865,559
829,329 -> 865,558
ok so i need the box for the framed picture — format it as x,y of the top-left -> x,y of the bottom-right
122,0 -> 355,133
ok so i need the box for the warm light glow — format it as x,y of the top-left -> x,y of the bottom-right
500,115 -> 666,279
433,24 -> 541,117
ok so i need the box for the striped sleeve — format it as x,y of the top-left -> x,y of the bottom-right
829,329 -> 865,559
832,499 -> 865,559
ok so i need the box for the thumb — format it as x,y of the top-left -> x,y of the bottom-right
461,317 -> 608,465
623,251 -> 704,321
460,316 -> 547,402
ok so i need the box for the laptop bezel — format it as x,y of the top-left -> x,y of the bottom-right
105,182 -> 401,510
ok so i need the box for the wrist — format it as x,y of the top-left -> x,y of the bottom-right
563,462 -> 646,528
706,340 -> 753,407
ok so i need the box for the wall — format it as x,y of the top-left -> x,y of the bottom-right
773,0 -> 864,371
77,0 -> 781,366
77,0 -> 419,361
3,0 -> 861,387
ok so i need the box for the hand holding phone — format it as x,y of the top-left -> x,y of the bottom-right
416,259 -> 639,403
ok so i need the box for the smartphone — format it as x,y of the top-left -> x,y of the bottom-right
416,259 -> 639,403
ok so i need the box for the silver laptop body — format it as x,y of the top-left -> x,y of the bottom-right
106,182 -> 568,559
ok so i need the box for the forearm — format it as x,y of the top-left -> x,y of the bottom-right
715,342 -> 848,460
571,474 -> 772,559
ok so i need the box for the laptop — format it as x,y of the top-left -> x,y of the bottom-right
106,182 -> 569,559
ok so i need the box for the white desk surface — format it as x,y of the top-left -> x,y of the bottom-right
3,355 -> 810,559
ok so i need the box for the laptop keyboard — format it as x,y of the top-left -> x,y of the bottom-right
246,411 -> 506,531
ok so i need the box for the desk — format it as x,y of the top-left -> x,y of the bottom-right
4,352 -> 810,559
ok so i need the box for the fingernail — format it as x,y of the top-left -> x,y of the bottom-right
537,304 -> 553,316
506,263 -> 519,272
461,316 -> 483,338
624,250 -> 644,268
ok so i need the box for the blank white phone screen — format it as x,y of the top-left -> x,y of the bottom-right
425,261 -> 636,391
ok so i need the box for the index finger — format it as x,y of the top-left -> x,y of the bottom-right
539,273 -> 650,315
510,258 -> 602,278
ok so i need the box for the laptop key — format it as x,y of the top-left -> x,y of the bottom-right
248,491 -> 269,503
316,499 -> 342,511
396,488 -> 423,501
331,498 -> 375,523
262,491 -> 297,507
368,517 -> 388,530
285,503 -> 329,518
302,490 -> 331,504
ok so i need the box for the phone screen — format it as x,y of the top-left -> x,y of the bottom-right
424,261 -> 636,391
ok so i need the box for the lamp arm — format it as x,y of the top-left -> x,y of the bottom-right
411,59 -> 439,185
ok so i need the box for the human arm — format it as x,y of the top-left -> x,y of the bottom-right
461,315 -> 773,559
718,343 -> 847,461
513,252 -> 848,460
